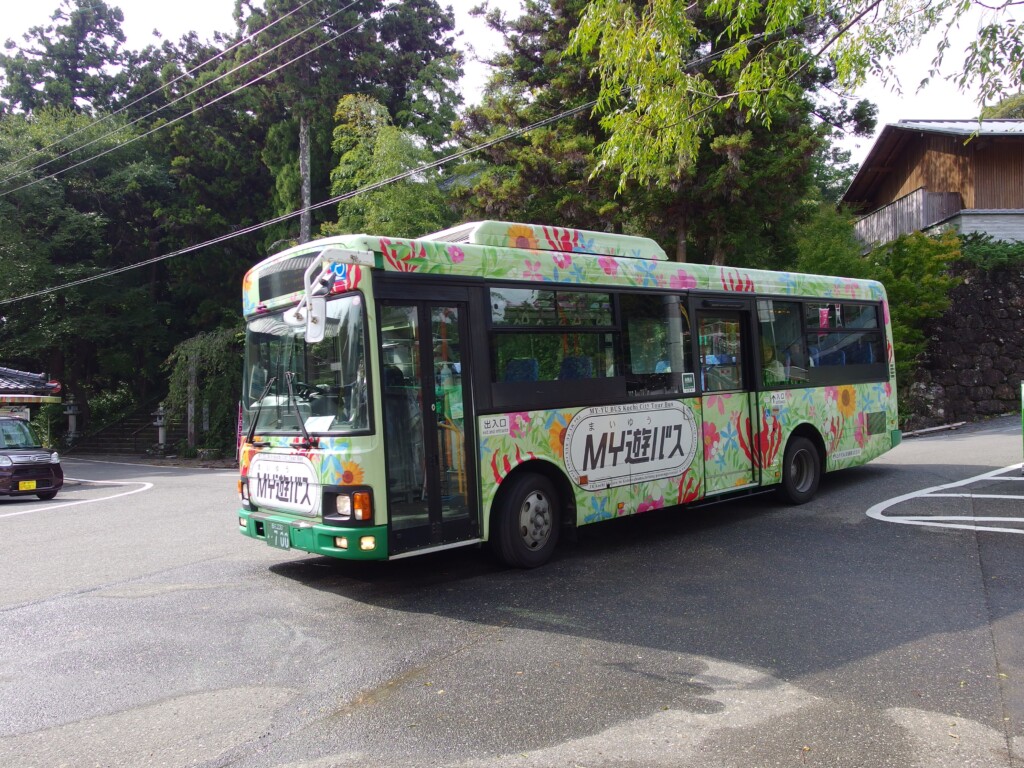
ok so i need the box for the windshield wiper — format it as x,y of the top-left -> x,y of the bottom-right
244,376 -> 277,445
284,371 -> 315,447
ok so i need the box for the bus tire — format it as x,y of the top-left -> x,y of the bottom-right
492,473 -> 560,568
777,436 -> 820,505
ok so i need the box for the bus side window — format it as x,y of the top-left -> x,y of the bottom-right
621,293 -> 690,397
757,299 -> 808,387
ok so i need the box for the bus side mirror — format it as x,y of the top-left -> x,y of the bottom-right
305,295 -> 327,344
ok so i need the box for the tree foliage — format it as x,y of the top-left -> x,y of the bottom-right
164,326 -> 244,452
326,94 -> 451,238
796,209 -> 960,410
230,0 -> 462,244
0,0 -> 129,114
458,0 -> 863,267
570,0 -> 1021,188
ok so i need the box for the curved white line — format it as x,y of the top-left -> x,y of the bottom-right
0,477 -> 154,519
866,463 -> 1024,535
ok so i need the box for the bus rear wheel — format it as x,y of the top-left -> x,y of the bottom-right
492,473 -> 560,568
777,436 -> 820,505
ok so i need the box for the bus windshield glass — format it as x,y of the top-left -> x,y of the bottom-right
243,293 -> 368,435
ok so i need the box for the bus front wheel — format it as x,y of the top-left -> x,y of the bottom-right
778,436 -> 820,505
492,473 -> 560,568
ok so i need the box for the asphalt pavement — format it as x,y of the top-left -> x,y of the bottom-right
0,415 -> 1021,767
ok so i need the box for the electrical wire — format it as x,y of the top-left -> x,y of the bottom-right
0,0 -> 364,193
0,14 -> 823,307
0,0 -> 321,181
0,98 -> 598,307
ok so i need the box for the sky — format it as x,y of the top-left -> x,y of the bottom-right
0,0 -> 1003,164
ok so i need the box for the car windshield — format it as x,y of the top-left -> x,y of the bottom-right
243,293 -> 368,435
0,419 -> 42,449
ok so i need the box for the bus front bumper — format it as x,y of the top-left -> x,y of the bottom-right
239,510 -> 388,561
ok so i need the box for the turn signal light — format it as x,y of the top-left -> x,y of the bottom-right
353,491 -> 372,521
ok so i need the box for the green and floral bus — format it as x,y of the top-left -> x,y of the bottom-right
238,220 -> 900,567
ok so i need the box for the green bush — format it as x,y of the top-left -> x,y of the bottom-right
958,233 -> 1024,269
88,382 -> 137,428
797,206 -> 960,421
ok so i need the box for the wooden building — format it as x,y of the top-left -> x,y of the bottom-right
841,119 -> 1024,246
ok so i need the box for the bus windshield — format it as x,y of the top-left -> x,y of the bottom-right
243,293 -> 368,435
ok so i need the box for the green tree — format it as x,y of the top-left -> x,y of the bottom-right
570,0 -> 1022,189
326,94 -> 451,238
452,0 -> 623,233
0,109 -> 177,418
981,92 -> 1024,119
231,0 -> 462,244
871,231 -> 960,396
458,0 -> 862,267
0,0 -> 128,114
164,326 -> 243,452
155,33 -> 275,331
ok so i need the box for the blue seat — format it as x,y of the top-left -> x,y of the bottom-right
846,341 -> 875,364
504,357 -> 539,382
559,355 -> 593,380
819,348 -> 846,366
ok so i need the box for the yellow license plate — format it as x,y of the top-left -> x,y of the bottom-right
19,480 -> 37,491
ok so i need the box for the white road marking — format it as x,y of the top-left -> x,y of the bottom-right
866,463 -> 1024,534
0,476 -> 153,520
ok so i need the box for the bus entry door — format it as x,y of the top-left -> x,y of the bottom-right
697,305 -> 758,495
379,299 -> 476,555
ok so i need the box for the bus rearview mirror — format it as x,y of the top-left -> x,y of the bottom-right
305,296 -> 327,343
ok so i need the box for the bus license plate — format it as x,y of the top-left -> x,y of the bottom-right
19,480 -> 37,491
265,521 -> 291,550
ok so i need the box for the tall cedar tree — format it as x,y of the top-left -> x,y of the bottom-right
456,1 -> 864,267
230,0 -> 462,246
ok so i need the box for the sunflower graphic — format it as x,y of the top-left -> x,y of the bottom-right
341,461 -> 365,485
837,386 -> 857,419
507,224 -> 539,250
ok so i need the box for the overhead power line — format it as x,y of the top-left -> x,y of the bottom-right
0,0 -> 364,195
0,17 -> 811,308
0,0 -> 320,180
0,98 -> 599,307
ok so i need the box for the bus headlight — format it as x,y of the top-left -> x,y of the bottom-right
322,488 -> 374,526
335,494 -> 352,518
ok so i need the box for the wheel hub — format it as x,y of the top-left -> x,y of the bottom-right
519,490 -> 552,550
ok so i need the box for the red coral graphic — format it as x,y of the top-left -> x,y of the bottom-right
721,269 -> 755,292
489,445 -> 538,484
826,415 -> 844,453
676,469 -> 701,504
381,238 -> 421,273
542,226 -> 578,253
736,410 -> 783,469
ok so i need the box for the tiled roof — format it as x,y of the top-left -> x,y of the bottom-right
0,366 -> 61,397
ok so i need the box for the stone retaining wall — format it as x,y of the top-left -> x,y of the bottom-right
906,263 -> 1024,429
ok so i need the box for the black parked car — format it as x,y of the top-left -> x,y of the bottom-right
0,416 -> 63,500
